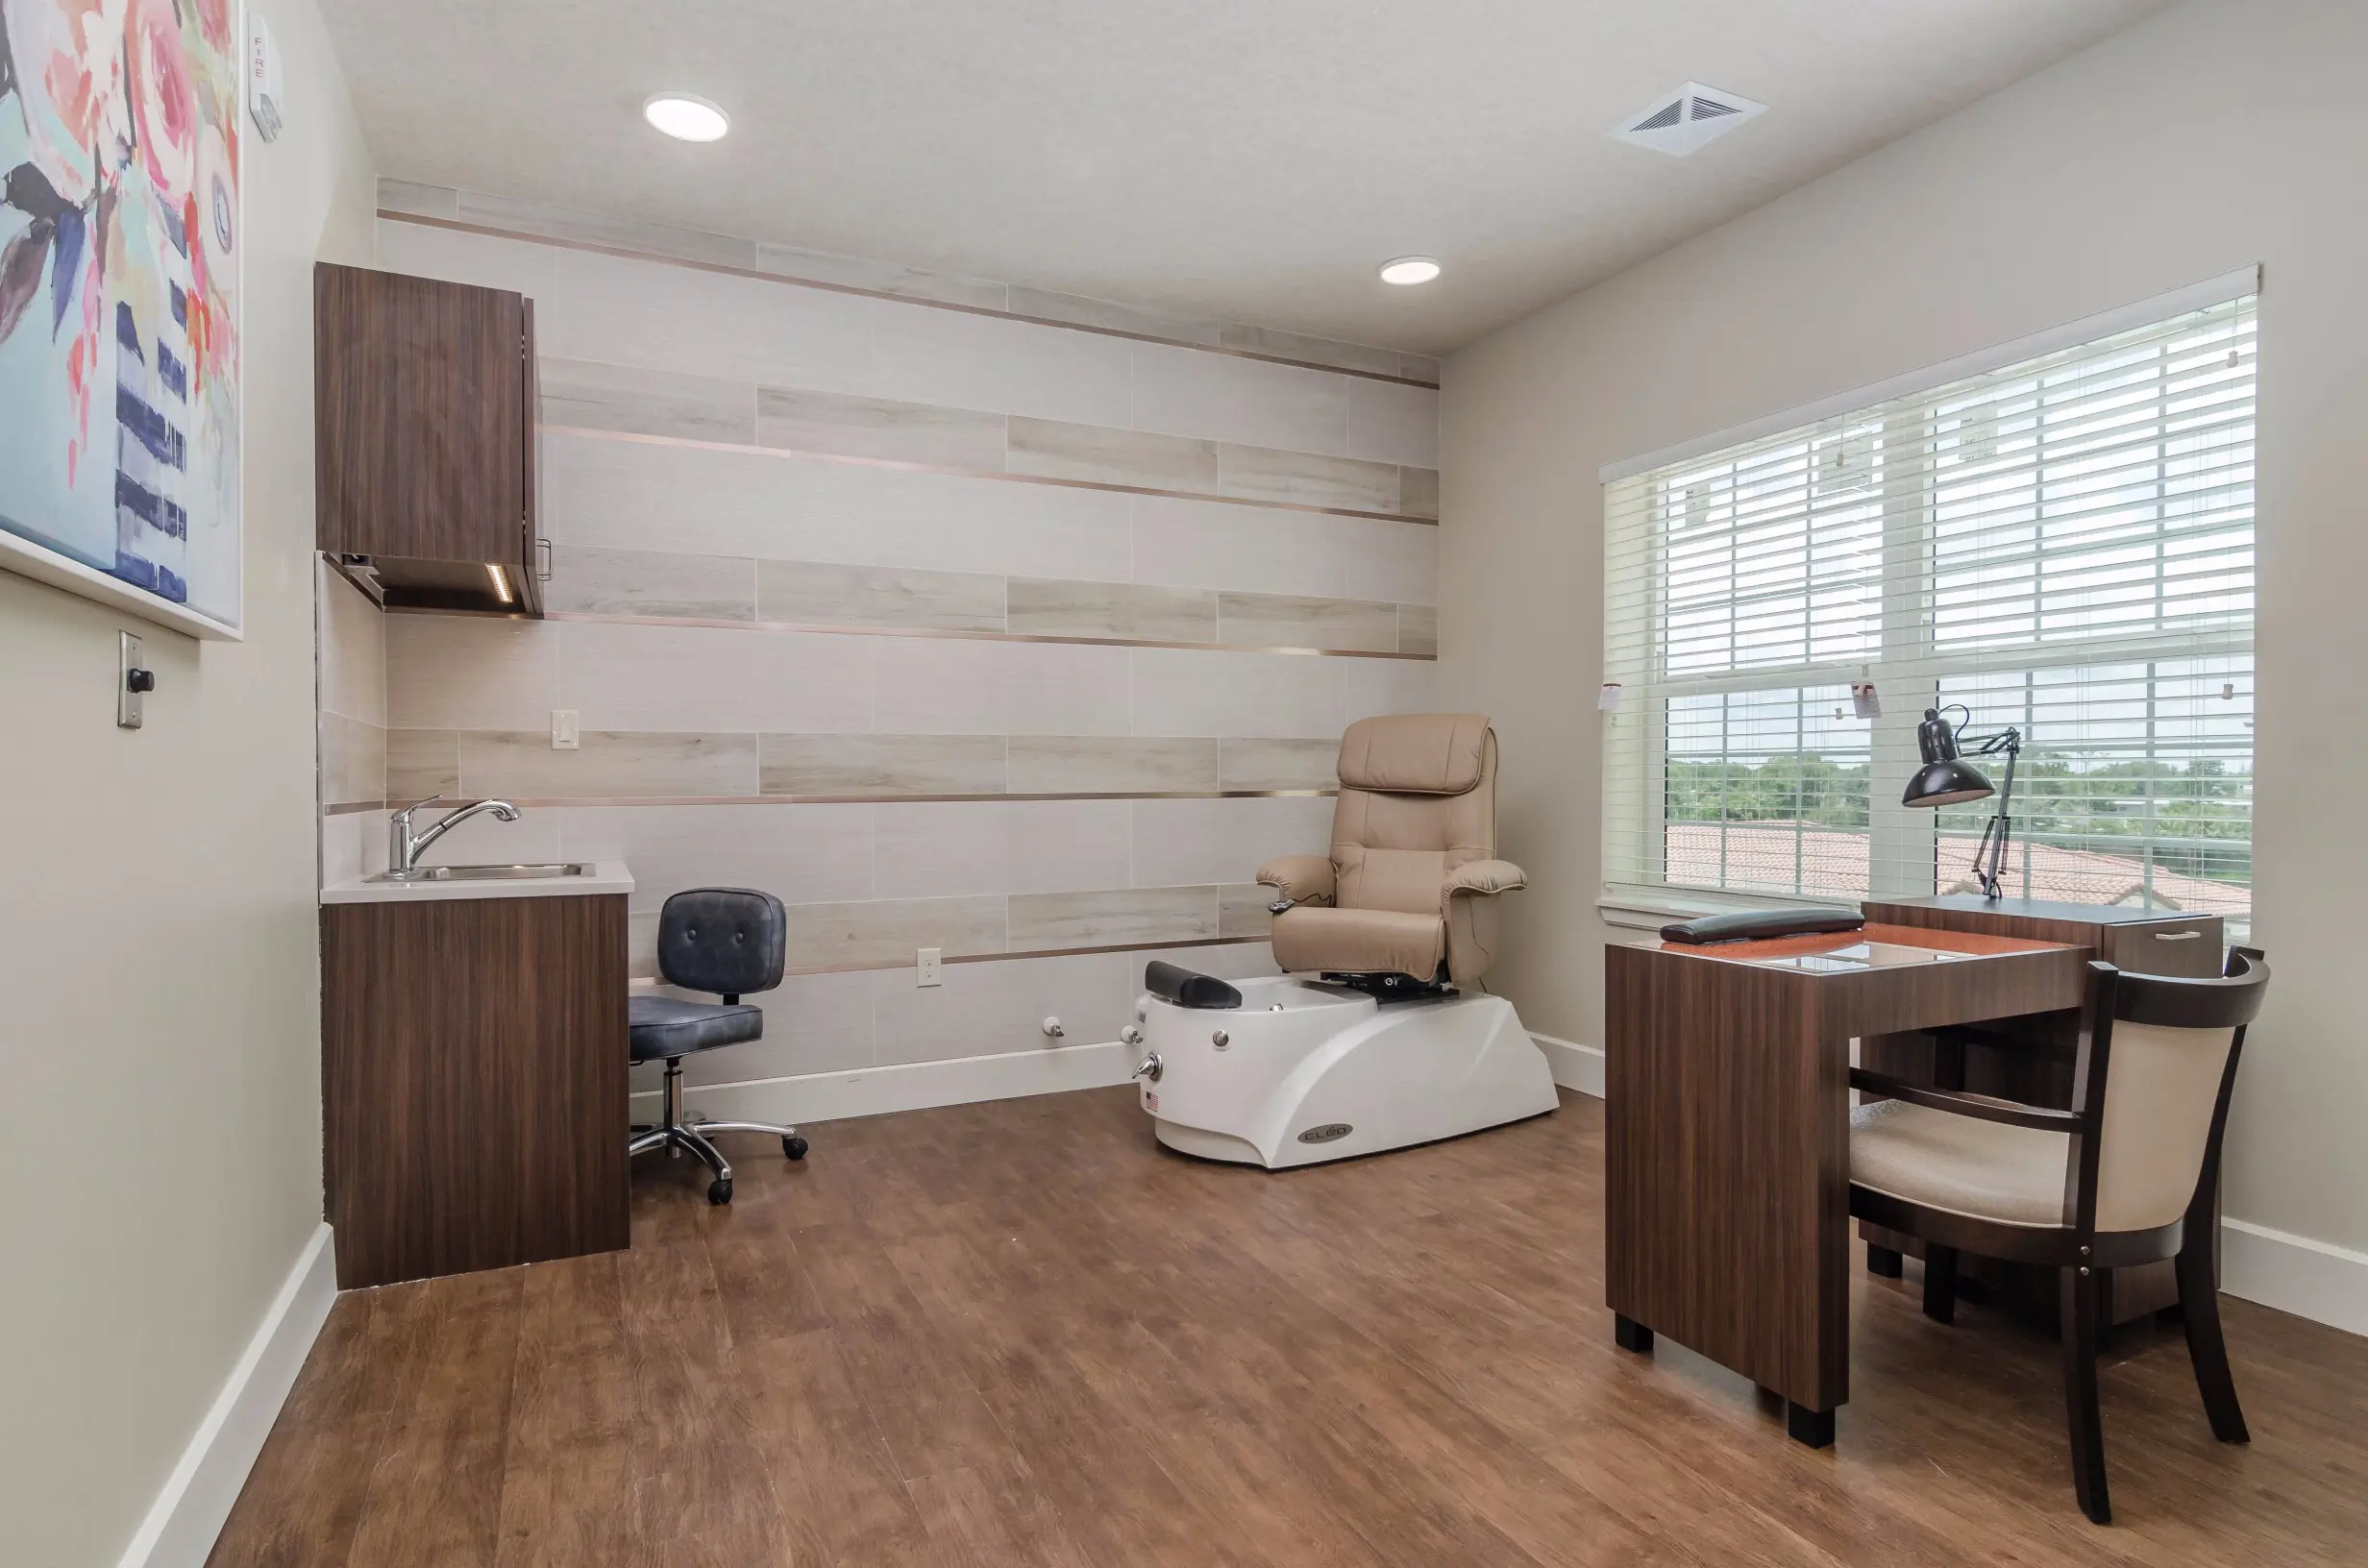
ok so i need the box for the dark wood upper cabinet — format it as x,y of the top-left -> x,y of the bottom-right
315,262 -> 543,614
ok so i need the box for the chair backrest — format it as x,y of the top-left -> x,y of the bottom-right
656,888 -> 787,1000
1328,714 -> 1498,915
2076,950 -> 2269,1236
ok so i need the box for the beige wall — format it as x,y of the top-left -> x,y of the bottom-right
0,3 -> 376,1560
347,188 -> 1440,1107
1441,0 -> 2368,1261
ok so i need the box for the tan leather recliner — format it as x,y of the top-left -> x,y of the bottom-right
1257,713 -> 1525,988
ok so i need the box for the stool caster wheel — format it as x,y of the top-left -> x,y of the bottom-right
783,1135 -> 809,1161
707,1177 -> 733,1205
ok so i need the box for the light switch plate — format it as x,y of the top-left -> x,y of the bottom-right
551,709 -> 580,749
118,631 -> 145,729
917,947 -> 943,987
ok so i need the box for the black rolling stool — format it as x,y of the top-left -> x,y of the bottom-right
629,888 -> 808,1204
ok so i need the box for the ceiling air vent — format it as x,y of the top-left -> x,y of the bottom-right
1614,83 -> 1766,157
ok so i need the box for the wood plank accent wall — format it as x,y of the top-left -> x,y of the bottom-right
331,184 -> 1439,1093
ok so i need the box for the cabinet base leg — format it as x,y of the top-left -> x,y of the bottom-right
1867,1243 -> 1904,1278
1787,1401 -> 1836,1449
1614,1313 -> 1654,1354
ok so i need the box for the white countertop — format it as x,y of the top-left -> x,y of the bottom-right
321,860 -> 635,906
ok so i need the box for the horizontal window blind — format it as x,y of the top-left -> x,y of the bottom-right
1604,293 -> 2255,922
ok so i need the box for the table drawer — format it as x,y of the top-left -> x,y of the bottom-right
2099,917 -> 2223,976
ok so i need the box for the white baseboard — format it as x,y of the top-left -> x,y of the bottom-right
636,1040 -> 1139,1127
2221,1218 -> 2368,1337
1531,1033 -> 1603,1098
117,1222 -> 337,1568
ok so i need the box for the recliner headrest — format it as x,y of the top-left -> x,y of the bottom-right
1336,713 -> 1492,795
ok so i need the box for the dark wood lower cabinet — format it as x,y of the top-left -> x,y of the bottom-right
322,894 -> 629,1289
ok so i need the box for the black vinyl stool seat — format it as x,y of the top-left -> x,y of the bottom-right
628,889 -> 807,1205
629,995 -> 765,1059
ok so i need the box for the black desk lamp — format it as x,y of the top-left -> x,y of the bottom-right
1902,705 -> 2022,900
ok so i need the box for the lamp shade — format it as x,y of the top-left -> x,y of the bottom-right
1903,758 -> 1994,808
1902,707 -> 1996,808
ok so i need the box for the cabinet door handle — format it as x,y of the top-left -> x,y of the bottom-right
535,537 -> 553,581
2153,930 -> 2204,942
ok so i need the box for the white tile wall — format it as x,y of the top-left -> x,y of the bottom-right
320,809 -> 390,886
872,800 -> 1132,899
1127,497 -> 1441,606
996,641 -> 1135,737
384,219 -> 1440,465
1127,496 -> 1347,600
541,243 -> 879,397
385,613 -> 556,731
550,621 -> 874,734
678,969 -> 876,1086
376,217 -> 559,297
872,951 -> 1134,1067
861,637 -> 1001,736
541,431 -> 1137,581
552,803 -> 875,911
318,566 -> 386,725
1127,649 -> 1344,740
867,636 -> 1133,738
1337,517 -> 1441,608
1345,376 -> 1443,468
1128,796 -> 1338,889
386,619 -> 1452,746
867,303 -> 1136,427
1128,341 -> 1350,456
1341,658 -> 1444,728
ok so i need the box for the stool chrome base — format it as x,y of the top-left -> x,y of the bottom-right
630,1058 -> 802,1204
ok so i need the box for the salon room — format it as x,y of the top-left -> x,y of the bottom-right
4,1 -> 2366,1563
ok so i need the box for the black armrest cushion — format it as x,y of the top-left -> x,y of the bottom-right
1660,907 -> 1864,944
1145,961 -> 1243,1010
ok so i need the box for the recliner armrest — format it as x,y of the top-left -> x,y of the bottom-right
1443,859 -> 1526,897
1257,855 -> 1336,906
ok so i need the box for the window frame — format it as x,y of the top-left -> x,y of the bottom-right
1599,282 -> 2257,929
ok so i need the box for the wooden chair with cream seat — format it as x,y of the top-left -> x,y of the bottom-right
1847,948 -> 2269,1524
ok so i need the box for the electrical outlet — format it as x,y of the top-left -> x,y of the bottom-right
916,947 -> 943,987
551,709 -> 580,749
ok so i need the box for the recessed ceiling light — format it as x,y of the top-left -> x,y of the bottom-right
643,93 -> 730,142
1379,257 -> 1442,286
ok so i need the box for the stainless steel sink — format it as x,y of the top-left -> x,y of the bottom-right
365,863 -> 595,884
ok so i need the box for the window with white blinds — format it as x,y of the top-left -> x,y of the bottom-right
1603,291 -> 2256,923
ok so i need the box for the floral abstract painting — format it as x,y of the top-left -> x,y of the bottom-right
0,0 -> 240,628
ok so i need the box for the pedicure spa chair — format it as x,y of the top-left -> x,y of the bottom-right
1130,713 -> 1558,1166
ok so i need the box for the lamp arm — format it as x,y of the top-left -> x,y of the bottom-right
1973,730 -> 2019,899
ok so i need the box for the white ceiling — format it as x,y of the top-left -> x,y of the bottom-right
319,0 -> 2167,355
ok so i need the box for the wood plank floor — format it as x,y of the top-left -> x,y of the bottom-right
210,1089 -> 2368,1567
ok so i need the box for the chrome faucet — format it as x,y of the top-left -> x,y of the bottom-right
387,796 -> 521,877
